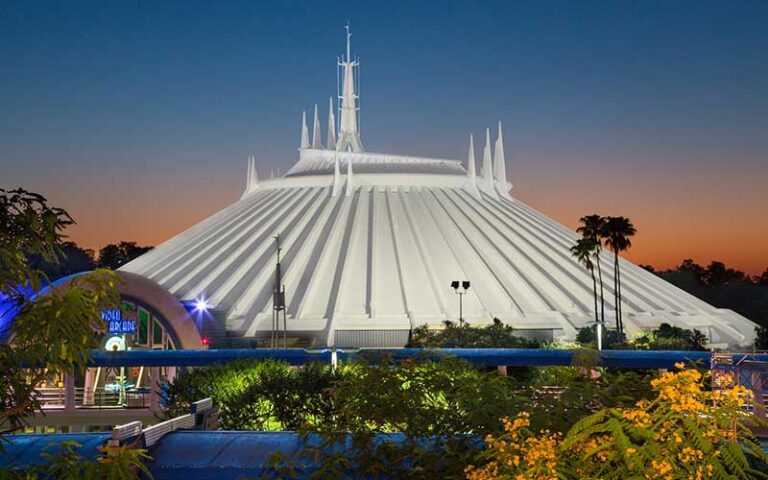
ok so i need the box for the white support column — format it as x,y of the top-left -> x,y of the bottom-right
345,156 -> 354,196
332,153 -> 342,197
149,367 -> 161,413
64,374 -> 76,412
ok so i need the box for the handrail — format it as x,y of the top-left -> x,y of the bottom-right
79,348 -> 767,369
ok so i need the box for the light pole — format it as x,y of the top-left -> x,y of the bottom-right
451,280 -> 471,328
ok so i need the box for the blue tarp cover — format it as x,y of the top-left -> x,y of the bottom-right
0,432 -> 112,467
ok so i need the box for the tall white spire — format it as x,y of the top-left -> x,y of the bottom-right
336,24 -> 364,153
300,111 -> 310,149
463,134 -> 481,199
312,104 -> 323,149
326,97 -> 337,150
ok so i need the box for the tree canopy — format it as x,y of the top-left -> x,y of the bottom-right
0,188 -> 120,435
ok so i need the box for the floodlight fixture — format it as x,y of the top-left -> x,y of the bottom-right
451,279 -> 471,332
193,297 -> 210,313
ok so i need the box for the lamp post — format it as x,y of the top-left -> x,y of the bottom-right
451,280 -> 471,328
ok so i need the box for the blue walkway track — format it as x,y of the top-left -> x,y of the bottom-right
84,348 -> 767,369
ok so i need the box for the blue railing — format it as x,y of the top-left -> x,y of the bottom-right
84,348 -> 768,369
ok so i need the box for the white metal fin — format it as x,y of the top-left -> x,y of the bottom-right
245,156 -> 252,191
481,128 -> 499,199
494,121 -> 510,195
249,156 -> 259,188
327,97 -> 337,150
312,104 -> 323,149
300,111 -> 310,149
463,134 -> 482,200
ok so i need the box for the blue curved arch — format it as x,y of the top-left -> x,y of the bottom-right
0,272 -> 91,343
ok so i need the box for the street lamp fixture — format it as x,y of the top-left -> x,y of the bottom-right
451,280 -> 470,328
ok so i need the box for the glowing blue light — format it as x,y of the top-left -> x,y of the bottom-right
193,297 -> 210,313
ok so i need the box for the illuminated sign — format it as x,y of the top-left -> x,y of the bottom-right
101,309 -> 137,335
104,335 -> 126,351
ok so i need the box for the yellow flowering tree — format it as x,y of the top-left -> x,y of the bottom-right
466,412 -> 563,480
467,363 -> 768,480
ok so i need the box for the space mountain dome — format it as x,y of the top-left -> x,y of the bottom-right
121,28 -> 756,348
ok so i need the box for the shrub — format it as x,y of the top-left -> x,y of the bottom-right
575,324 -> 625,347
409,319 -> 540,348
755,325 -> 768,350
162,360 -> 339,430
328,356 -> 521,437
576,322 -> 708,351
467,363 -> 768,479
630,323 -> 708,351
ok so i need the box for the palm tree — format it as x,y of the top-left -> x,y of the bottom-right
600,216 -> 636,335
577,215 -> 606,326
570,237 -> 602,349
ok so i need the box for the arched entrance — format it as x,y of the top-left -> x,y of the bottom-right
82,271 -> 203,407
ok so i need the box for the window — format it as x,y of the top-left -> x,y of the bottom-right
138,308 -> 149,345
153,319 -> 164,346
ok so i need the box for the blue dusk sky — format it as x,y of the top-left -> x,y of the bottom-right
1,0 -> 766,273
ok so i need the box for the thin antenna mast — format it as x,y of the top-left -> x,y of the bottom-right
346,22 -> 351,63
272,234 -> 287,348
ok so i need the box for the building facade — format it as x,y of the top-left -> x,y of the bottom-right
116,29 -> 757,349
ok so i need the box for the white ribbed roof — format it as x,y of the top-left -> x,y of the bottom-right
121,148 -> 756,348
121,29 -> 755,348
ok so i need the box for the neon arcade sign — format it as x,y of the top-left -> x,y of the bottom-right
101,309 -> 137,335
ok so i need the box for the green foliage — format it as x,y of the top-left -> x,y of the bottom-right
575,324 -> 625,347
0,441 -> 152,479
521,364 -> 656,433
409,319 -> 540,348
576,322 -> 707,351
162,360 -> 339,430
630,322 -> 708,351
329,356 -> 521,437
469,366 -> 768,479
0,188 -> 121,436
289,356 -> 520,479
755,326 -> 768,350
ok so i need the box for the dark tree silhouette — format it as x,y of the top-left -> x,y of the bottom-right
703,261 -> 747,286
30,241 -> 96,280
600,216 -> 636,335
650,259 -> 768,330
570,237 -> 600,329
97,241 -> 153,270
758,268 -> 768,286
576,214 -> 607,326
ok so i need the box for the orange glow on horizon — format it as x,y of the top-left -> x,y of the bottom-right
56,162 -> 768,277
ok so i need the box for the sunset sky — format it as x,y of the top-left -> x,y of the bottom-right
1,1 -> 766,274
